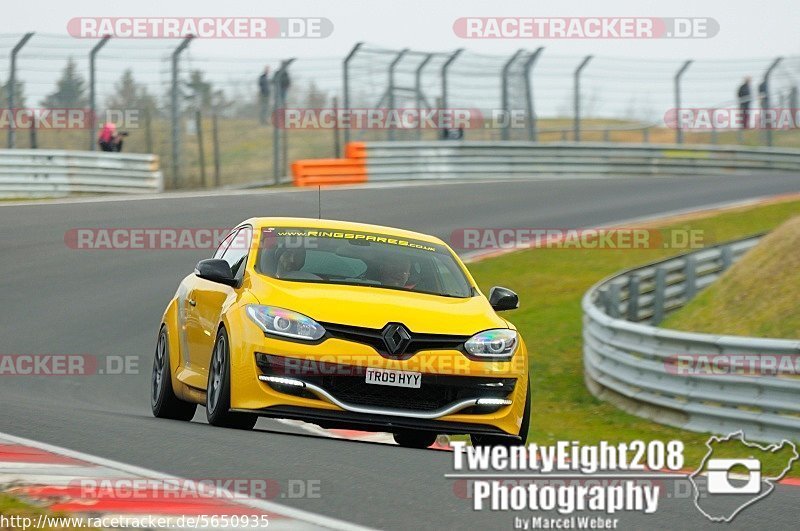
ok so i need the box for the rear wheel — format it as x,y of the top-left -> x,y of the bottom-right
151,326 -> 197,421
471,378 -> 531,447
393,431 -> 438,449
206,327 -> 258,430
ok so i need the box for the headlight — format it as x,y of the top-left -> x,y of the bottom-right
246,305 -> 326,341
464,329 -> 518,359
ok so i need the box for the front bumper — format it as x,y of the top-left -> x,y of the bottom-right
227,321 -> 529,436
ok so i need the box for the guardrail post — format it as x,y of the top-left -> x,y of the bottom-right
387,49 -> 409,141
171,36 -> 193,189
674,60 -> 692,144
652,267 -> 667,324
523,47 -> 544,141
7,32 -> 34,149
414,53 -> 433,141
440,49 -> 464,128
720,245 -> 734,270
573,55 -> 593,141
342,42 -> 364,153
501,49 -> 524,141
762,57 -> 782,147
88,35 -> 111,151
273,58 -> 296,184
684,255 -> 697,301
607,282 -> 621,319
627,275 -> 640,321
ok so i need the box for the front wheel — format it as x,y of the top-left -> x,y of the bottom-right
471,377 -> 531,447
206,327 -> 258,430
151,326 -> 197,421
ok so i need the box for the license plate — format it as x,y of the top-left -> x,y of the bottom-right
364,367 -> 422,388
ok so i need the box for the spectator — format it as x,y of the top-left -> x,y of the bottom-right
258,66 -> 271,125
98,122 -> 125,152
737,76 -> 752,129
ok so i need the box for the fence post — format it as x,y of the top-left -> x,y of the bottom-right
414,53 -> 433,141
7,32 -> 34,149
342,42 -> 363,152
674,60 -> 692,144
523,47 -> 544,141
272,58 -> 295,184
573,55 -> 593,141
144,107 -> 153,154
88,35 -> 111,151
440,49 -> 464,122
195,110 -> 206,187
387,49 -> 409,141
212,112 -> 221,187
332,96 -> 341,157
501,49 -> 524,141
171,36 -> 193,189
762,57 -> 782,147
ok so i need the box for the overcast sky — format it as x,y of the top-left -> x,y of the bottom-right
2,0 -> 799,60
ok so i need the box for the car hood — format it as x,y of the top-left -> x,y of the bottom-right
248,276 -> 508,335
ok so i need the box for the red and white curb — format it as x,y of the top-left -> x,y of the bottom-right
274,420 -> 453,451
0,431 -> 372,530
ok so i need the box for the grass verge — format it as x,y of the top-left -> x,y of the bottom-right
467,198 -> 800,476
0,492 -> 95,530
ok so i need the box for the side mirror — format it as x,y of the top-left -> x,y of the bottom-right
195,259 -> 237,287
489,286 -> 519,311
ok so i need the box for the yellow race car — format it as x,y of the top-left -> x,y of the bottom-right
151,218 -> 530,448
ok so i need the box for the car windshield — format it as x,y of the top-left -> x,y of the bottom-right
255,227 -> 474,298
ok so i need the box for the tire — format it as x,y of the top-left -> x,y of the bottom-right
206,327 -> 258,430
471,377 -> 531,447
393,431 -> 438,449
151,326 -> 197,421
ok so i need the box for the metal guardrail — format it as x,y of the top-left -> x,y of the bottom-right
0,150 -> 163,198
362,141 -> 800,181
582,234 -> 800,442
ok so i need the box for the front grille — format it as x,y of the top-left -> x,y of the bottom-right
256,354 -> 515,412
320,321 -> 470,360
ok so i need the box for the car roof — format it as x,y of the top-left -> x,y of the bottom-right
239,217 -> 447,246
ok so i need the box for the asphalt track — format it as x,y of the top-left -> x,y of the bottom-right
1,174 -> 799,529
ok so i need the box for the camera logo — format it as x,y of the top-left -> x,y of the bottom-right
706,458 -> 761,494
690,431 -> 798,522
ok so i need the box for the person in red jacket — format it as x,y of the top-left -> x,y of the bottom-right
98,122 -> 124,152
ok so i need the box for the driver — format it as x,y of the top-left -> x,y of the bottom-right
379,256 -> 412,288
276,247 -> 306,278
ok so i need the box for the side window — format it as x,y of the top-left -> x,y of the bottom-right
213,230 -> 236,259
221,226 -> 252,279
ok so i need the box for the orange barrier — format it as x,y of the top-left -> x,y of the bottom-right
291,142 -> 367,187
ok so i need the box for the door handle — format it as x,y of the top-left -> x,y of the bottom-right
188,298 -> 196,307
